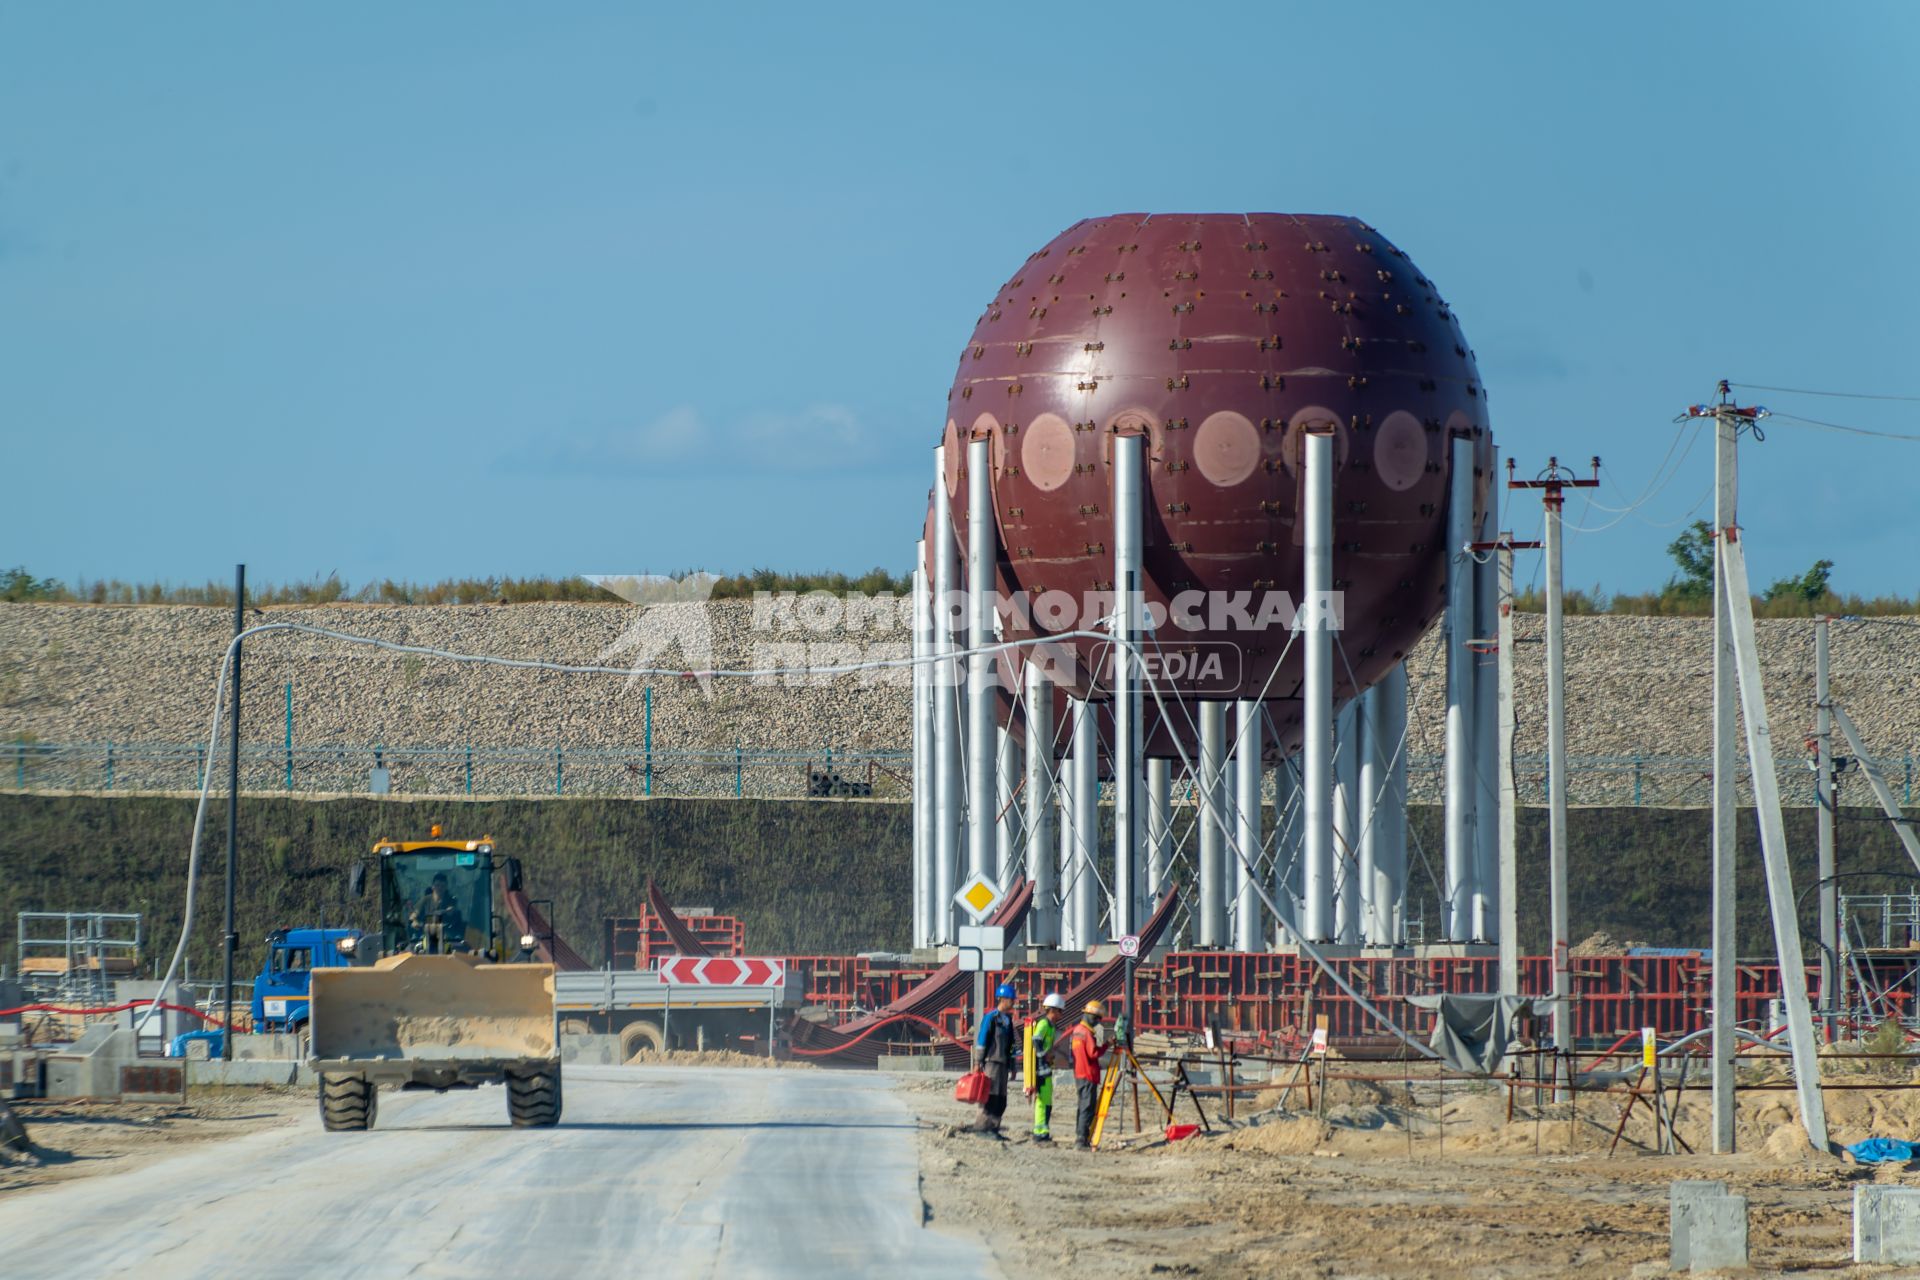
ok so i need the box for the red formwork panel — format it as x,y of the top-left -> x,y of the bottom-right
781,956 -> 874,1014
788,950 -> 1846,1052
606,908 -> 746,970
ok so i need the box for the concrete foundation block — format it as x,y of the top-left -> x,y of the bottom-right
1854,1185 -> 1920,1264
187,1059 -> 300,1088
46,1025 -> 135,1099
2,1050 -> 47,1100
561,1034 -> 622,1066
232,1032 -> 303,1060
1670,1181 -> 1746,1272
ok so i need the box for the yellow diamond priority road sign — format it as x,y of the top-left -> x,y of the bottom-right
954,874 -> 1002,923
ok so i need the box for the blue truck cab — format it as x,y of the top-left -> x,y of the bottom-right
251,927 -> 362,1032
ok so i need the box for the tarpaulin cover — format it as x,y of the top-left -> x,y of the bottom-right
1848,1138 -> 1919,1165
1405,993 -> 1546,1074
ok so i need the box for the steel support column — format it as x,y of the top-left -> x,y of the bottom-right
911,549 -> 933,948
1376,665 -> 1410,946
1112,432 -> 1145,937
1058,717 -> 1080,952
1069,698 -> 1099,947
1232,698 -> 1263,952
1024,661 -> 1058,947
1146,757 -> 1171,909
996,724 -> 1020,889
965,436 -> 998,888
931,446 -> 962,944
1333,699 -> 1361,944
1272,755 -> 1302,941
1356,687 -> 1380,945
1197,701 -> 1229,947
1301,426 -> 1337,944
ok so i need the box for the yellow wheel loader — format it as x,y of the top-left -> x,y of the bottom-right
309,832 -> 560,1132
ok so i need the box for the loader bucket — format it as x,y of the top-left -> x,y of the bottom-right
309,953 -> 557,1065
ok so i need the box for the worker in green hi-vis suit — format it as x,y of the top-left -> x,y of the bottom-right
1024,992 -> 1066,1142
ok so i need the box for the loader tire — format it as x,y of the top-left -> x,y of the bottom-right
507,1068 -> 562,1128
319,1073 -> 377,1132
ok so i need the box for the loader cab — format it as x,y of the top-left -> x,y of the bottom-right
372,837 -> 501,958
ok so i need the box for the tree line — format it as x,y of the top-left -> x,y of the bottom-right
2,537 -> 1909,615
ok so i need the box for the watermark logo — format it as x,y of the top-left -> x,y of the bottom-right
591,573 -> 722,695
590,579 -> 1340,693
1090,642 -> 1244,697
742,586 -> 1341,690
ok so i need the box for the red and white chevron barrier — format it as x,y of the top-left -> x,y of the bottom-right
656,956 -> 786,986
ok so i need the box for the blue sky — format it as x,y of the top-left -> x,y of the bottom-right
3,3 -> 1916,596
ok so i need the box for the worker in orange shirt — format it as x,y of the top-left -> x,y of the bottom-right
1068,999 -> 1113,1149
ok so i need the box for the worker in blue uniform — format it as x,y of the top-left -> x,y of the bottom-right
971,982 -> 1019,1137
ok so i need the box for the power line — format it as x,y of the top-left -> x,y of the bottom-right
1731,381 -> 1920,404
1765,412 -> 1920,444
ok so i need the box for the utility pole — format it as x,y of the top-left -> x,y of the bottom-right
1702,384 -> 1762,1151
1815,615 -> 1836,1034
1470,531 -> 1539,998
1443,436 -> 1477,941
222,563 -> 245,1060
1509,458 -> 1598,1097
1688,381 -> 1831,1154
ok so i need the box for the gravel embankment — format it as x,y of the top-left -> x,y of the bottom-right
2,603 -> 1917,798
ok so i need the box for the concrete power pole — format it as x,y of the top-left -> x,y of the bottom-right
1691,382 -> 1832,1154
1709,404 -> 1739,1154
1470,531 -> 1537,997
1815,615 -> 1836,1033
1510,458 -> 1598,1096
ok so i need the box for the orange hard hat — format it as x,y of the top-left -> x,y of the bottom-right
1083,1000 -> 1104,1016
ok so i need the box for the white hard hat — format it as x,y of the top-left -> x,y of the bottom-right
1042,993 -> 1066,1011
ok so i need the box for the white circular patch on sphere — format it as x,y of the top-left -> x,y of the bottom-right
1193,411 -> 1261,487
1022,413 -> 1077,492
1374,410 -> 1428,491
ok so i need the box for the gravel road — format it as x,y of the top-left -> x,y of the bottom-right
0,1067 -> 993,1279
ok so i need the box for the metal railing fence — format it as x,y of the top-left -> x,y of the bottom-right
5,738 -> 1912,805
1,739 -> 912,801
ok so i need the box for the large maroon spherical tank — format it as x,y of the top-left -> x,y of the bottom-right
929,213 -> 1493,750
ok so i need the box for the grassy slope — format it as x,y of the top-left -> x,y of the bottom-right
0,794 -> 908,977
2,795 -> 1912,978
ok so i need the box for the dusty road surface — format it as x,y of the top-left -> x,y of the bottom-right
0,1066 -> 992,1279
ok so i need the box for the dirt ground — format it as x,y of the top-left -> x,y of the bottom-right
907,1064 -> 1920,1279
0,1088 -> 310,1197
621,1047 -> 814,1069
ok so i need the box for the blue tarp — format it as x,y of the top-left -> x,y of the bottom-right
1847,1138 -> 1918,1164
